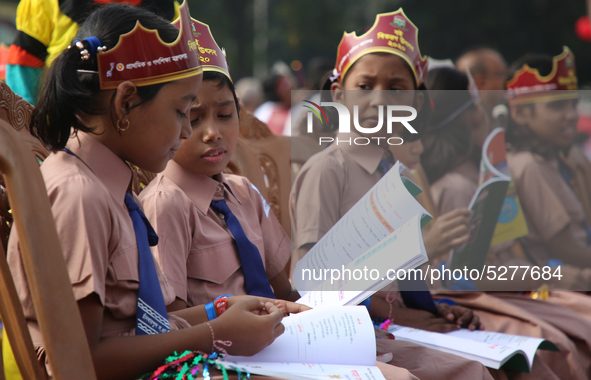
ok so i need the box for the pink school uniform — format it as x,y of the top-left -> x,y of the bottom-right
7,133 -> 190,373
139,160 -> 290,306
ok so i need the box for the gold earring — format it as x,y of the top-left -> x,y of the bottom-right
117,118 -> 131,132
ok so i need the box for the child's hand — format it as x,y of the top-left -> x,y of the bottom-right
393,307 -> 462,332
210,298 -> 284,356
226,296 -> 311,315
271,299 -> 311,315
435,303 -> 483,331
424,209 -> 472,259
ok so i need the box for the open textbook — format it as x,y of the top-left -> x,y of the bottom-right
450,127 -> 528,270
293,161 -> 432,301
387,324 -> 558,372
218,307 -> 386,380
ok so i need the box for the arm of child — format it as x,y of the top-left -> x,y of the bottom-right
78,294 -> 284,380
547,226 -> 591,267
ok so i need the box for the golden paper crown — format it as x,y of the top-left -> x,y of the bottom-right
333,9 -> 429,86
506,46 -> 578,104
97,0 -> 201,90
184,18 -> 232,82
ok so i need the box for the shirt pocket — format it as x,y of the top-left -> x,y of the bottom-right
111,245 -> 140,283
186,242 -> 242,284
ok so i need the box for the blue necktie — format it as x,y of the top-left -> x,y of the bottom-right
125,193 -> 171,335
210,199 -> 276,298
378,150 -> 438,315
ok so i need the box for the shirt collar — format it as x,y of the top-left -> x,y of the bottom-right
65,132 -> 133,202
335,131 -> 388,175
161,160 -> 241,215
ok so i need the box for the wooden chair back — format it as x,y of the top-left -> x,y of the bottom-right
0,117 -> 97,378
0,83 -> 48,251
230,110 -> 292,234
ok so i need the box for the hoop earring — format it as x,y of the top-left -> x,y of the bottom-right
117,118 -> 131,133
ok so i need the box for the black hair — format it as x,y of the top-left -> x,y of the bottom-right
262,74 -> 283,102
505,54 -> 564,159
318,52 -> 431,139
420,67 -> 481,184
30,4 -> 180,151
305,57 -> 333,90
203,71 -> 240,114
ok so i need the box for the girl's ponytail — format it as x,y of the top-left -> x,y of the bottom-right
31,41 -> 100,151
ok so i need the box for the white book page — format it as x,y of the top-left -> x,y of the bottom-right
296,290 -> 374,308
388,325 -> 523,368
296,214 -> 428,306
218,362 -> 386,380
446,329 -> 546,367
227,307 -> 376,366
294,162 -> 429,291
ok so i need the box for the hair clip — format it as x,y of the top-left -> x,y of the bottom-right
71,36 -> 107,60
329,68 -> 340,83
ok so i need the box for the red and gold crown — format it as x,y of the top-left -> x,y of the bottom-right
506,46 -> 578,105
97,0 -> 201,90
183,18 -> 232,81
333,9 -> 429,86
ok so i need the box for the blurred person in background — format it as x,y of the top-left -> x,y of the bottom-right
291,57 -> 333,137
456,47 -> 507,114
5,0 -> 177,105
254,61 -> 295,135
235,77 -> 264,113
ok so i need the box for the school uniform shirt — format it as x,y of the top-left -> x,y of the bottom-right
507,151 -> 589,266
430,158 -> 591,379
139,160 -> 290,306
291,132 -> 384,253
6,133 -> 189,366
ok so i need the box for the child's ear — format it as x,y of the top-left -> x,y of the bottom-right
113,81 -> 140,121
509,104 -> 532,127
331,81 -> 344,104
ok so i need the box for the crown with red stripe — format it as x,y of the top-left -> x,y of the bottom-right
333,9 -> 429,86
97,0 -> 201,90
186,18 -> 232,82
506,46 -> 578,104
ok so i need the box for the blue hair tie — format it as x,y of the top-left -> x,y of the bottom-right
73,36 -> 106,60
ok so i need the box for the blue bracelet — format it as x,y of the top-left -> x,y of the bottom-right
436,298 -> 456,306
206,295 -> 234,320
205,301 -> 217,320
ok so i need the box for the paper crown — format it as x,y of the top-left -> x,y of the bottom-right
506,46 -> 578,104
186,18 -> 232,82
333,9 -> 429,86
97,0 -> 201,90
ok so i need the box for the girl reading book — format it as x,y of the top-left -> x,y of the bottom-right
6,4 -> 300,379
421,66 -> 591,380
289,9 -> 505,380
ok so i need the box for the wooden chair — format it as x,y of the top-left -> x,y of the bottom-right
0,117 -> 97,378
232,110 -> 293,235
0,83 -> 48,251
